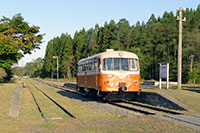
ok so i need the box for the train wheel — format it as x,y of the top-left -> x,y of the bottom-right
102,97 -> 107,102
137,89 -> 141,95
76,86 -> 80,92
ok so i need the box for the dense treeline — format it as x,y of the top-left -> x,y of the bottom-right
39,5 -> 200,83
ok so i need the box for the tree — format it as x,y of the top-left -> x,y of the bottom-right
11,67 -> 25,77
24,58 -> 43,77
43,39 -> 55,78
111,19 -> 131,50
187,68 -> 200,84
73,28 -> 88,64
87,26 -> 99,56
0,14 -> 44,80
59,33 -> 74,78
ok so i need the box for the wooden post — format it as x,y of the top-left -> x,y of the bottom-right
177,8 -> 186,89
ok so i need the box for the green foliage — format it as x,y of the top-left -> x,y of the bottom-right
0,67 -> 7,81
187,68 -> 200,84
0,14 -> 44,80
43,33 -> 74,78
11,67 -> 25,77
24,58 -> 43,77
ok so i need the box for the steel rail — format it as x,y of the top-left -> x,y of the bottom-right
108,101 -> 155,115
30,81 -> 76,119
27,82 -> 54,133
122,100 -> 183,115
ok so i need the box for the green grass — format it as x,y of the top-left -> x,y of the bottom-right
141,85 -> 200,113
41,77 -> 76,83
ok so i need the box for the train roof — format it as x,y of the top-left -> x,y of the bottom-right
78,50 -> 139,64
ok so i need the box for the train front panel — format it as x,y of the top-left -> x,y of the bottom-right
100,71 -> 140,92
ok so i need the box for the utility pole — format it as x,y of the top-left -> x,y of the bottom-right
177,8 -> 186,89
52,56 -> 59,81
189,55 -> 195,72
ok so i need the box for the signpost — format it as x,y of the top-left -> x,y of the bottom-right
52,56 -> 59,81
159,63 -> 169,89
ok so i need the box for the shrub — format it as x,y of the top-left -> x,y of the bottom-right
187,68 -> 200,84
0,68 -> 7,82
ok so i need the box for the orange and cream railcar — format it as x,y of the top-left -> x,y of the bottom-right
76,49 -> 140,100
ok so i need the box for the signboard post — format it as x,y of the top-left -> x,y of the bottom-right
159,63 -> 169,89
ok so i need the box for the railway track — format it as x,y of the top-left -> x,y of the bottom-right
161,114 -> 200,127
29,81 -> 76,118
107,101 -> 200,130
26,80 -> 77,132
34,79 -> 184,115
121,100 -> 183,115
27,81 -> 54,132
108,101 -> 155,115
33,79 -> 93,99
107,101 -> 183,115
33,79 -> 200,130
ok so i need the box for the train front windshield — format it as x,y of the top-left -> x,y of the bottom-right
103,58 -> 138,71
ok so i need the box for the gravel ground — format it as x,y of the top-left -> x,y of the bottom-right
57,87 -> 143,117
85,100 -> 142,116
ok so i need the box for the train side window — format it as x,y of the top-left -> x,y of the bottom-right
86,63 -> 89,71
82,65 -> 86,71
103,59 -> 106,70
87,63 -> 89,71
92,62 -> 95,71
130,59 -> 138,70
97,58 -> 100,71
89,63 -> 92,71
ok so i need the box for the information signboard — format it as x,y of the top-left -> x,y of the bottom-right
160,64 -> 167,78
159,63 -> 169,89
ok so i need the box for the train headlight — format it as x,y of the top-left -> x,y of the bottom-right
134,80 -> 138,85
119,52 -> 123,56
105,81 -> 110,85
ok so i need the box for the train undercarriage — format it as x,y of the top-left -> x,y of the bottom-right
76,86 -> 140,101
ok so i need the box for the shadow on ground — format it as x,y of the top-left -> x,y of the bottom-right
58,83 -> 188,111
57,90 -> 101,102
183,89 -> 200,94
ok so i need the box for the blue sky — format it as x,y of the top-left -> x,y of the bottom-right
0,0 -> 199,66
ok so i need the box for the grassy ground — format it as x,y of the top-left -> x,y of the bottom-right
0,78 -> 199,132
141,85 -> 200,113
